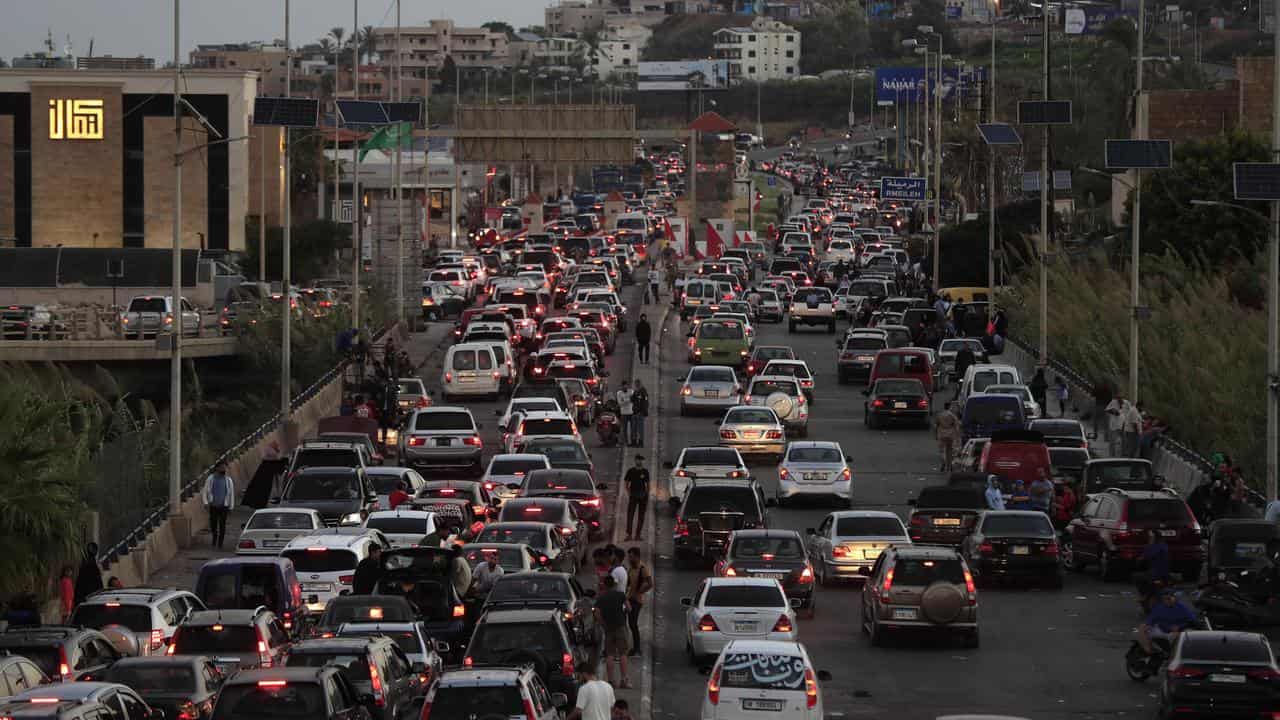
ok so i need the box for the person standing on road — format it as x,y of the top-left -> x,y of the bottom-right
625,547 -> 653,658
635,314 -> 652,365
59,566 -> 75,622
615,382 -> 635,447
630,380 -> 649,447
450,545 -> 472,600
567,665 -> 615,720
1054,377 -> 1070,418
985,476 -> 1006,510
1028,368 -> 1049,416
933,402 -> 961,472
648,267 -> 662,304
593,575 -> 632,688
1106,391 -> 1128,456
953,344 -> 976,400
609,547 -> 628,591
1029,470 -> 1054,515
470,553 -> 505,599
352,545 -> 383,595
73,542 -> 103,605
624,455 -> 650,541
1122,399 -> 1143,458
202,461 -> 235,550
1092,380 -> 1113,443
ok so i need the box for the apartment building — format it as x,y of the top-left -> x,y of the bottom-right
712,17 -> 800,83
190,41 -> 293,97
546,1 -> 607,36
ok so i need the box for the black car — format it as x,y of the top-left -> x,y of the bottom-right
497,499 -> 587,560
374,547 -> 471,658
514,439 -> 596,480
481,572 -> 600,648
0,627 -> 122,683
283,637 -> 427,720
104,656 -> 225,720
0,699 -> 115,720
277,467 -> 378,526
837,335 -> 887,385
1049,447 -> 1091,484
416,481 -> 498,521
472,523 -> 577,575
864,378 -> 930,429
312,596 -> 418,638
1027,419 -> 1088,449
210,667 -> 373,720
518,469 -> 607,539
715,529 -> 815,616
961,511 -> 1063,589
407,497 -> 482,544
1159,631 -> 1280,718
907,486 -> 988,546
462,609 -> 587,707
673,479 -> 770,568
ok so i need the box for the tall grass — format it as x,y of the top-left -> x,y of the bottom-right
1004,247 -> 1266,484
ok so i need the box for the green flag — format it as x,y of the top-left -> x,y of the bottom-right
358,121 -> 412,161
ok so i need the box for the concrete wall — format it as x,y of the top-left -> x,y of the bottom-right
1146,88 -> 1238,144
246,126 -> 285,229
143,117 -> 209,249
1238,56 -> 1275,137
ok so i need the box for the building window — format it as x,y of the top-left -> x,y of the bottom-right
785,50 -> 793,58
623,58 -> 630,65
786,66 -> 793,74
749,34 -> 756,41
748,50 -> 756,57
786,34 -> 794,41
748,65 -> 755,74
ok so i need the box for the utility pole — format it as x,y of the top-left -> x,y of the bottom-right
1268,0 -> 1279,502
352,0 -> 362,332
1038,0 -> 1049,367
1131,0 -> 1145,404
169,0 -> 183,515
989,0 -> 998,322
395,0 -> 404,327
282,0 -> 293,435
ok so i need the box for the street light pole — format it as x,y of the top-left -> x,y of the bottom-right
1129,0 -> 1146,404
1037,0 -> 1050,367
282,0 -> 293,436
1269,0 -> 1280,502
352,0 -> 362,333
169,0 -> 183,515
989,0 -> 998,322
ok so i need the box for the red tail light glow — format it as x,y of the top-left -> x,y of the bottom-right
881,566 -> 895,602
707,662 -> 722,705
963,568 -> 977,604
773,615 -> 794,633
698,614 -> 719,632
805,668 -> 819,707
463,435 -> 482,446
798,565 -> 814,584
452,604 -> 466,618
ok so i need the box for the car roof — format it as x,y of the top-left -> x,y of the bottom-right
705,576 -> 784,588
890,545 -> 962,560
484,522 -> 551,532
282,532 -> 375,549
288,637 -> 383,652
15,683 -> 123,701
185,609 -> 263,624
84,587 -> 189,603
730,529 -> 803,540
223,668 -> 336,686
479,609 -> 562,624
436,668 -> 527,686
786,441 -> 839,450
722,639 -> 806,656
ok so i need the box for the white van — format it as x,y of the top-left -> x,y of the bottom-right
442,343 -> 501,400
681,279 -> 721,319
615,212 -> 649,235
958,363 -> 1022,404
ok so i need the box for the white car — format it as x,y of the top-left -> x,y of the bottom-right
700,639 -> 829,720
482,453 -> 552,505
718,405 -> 786,460
666,446 -> 750,501
682,578 -> 798,666
803,510 -> 909,584
745,375 -> 809,436
757,360 -> 815,402
505,410 -> 579,454
236,508 -> 325,555
281,530 -> 388,614
776,441 -> 852,507
441,343 -> 502,399
679,365 -> 744,415
364,467 -> 427,511
982,383 -> 1042,419
362,509 -> 438,548
751,288 -> 785,323
825,239 -> 856,263
957,363 -> 1022,404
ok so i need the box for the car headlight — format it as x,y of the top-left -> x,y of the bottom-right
340,512 -> 364,525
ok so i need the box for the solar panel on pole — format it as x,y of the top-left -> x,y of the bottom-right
383,101 -> 422,126
253,97 -> 320,128
1053,170 -> 1072,190
1017,100 -> 1073,125
1233,162 -> 1280,201
336,99 -> 389,127
977,123 -> 1021,146
1104,139 -> 1172,170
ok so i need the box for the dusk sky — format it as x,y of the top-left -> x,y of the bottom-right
3,0 -> 543,64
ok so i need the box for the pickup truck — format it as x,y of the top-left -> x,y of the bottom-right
121,295 -> 202,339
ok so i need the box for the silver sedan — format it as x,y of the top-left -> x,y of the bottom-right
717,405 -> 786,460
804,510 -> 910,585
776,441 -> 853,507
678,365 -> 743,415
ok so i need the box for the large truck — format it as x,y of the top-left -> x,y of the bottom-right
591,166 -> 625,195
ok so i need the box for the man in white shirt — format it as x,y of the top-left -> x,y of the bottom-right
1105,393 -> 1128,457
471,555 -> 504,598
609,547 -> 628,591
615,382 -> 635,447
567,666 -> 614,720
201,461 -> 235,550
1122,401 -> 1143,458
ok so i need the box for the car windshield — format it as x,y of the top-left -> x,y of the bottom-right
835,516 -> 904,536
248,512 -> 316,530
752,380 -> 799,396
732,536 -> 804,559
794,290 -> 831,304
981,514 -> 1054,536
875,380 -> 923,395
365,516 -> 431,534
1033,421 -> 1083,437
1180,635 -> 1274,663
475,527 -> 547,549
520,418 -> 575,436
366,473 -> 410,495
212,683 -> 326,720
469,624 -> 563,660
892,558 -> 965,585
964,400 -> 1021,425
682,449 -> 741,466
1128,500 -> 1191,523
725,409 -> 777,425
683,488 -> 758,517
174,626 -> 257,653
525,472 -> 592,491
528,442 -> 588,463
764,363 -> 808,378
68,603 -> 153,632
490,459 -> 546,476
988,386 -> 1030,401
106,665 -> 195,693
754,348 -> 793,361
284,474 -> 359,502
849,281 -> 884,296
788,447 -> 841,463
699,322 -> 744,340
281,549 -> 359,573
339,629 -> 422,657
1095,463 -> 1153,482
704,585 -> 784,608
398,381 -> 425,395
719,652 -> 807,691
463,546 -> 525,569
876,354 -> 927,374
321,600 -> 414,625
488,576 -> 568,602
292,449 -> 359,469
690,368 -> 736,383
427,687 -> 524,717
285,652 -> 370,681
129,298 -> 167,313
845,338 -> 885,351
414,412 -> 474,431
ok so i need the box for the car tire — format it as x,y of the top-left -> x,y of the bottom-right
868,617 -> 887,647
1099,549 -> 1121,582
775,493 -> 788,508
1063,539 -> 1086,572
962,629 -> 980,649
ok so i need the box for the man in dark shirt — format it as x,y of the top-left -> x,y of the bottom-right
953,345 -> 976,399
1139,588 -> 1196,655
593,575 -> 631,688
635,314 -> 652,365
624,455 -> 650,541
352,545 -> 383,595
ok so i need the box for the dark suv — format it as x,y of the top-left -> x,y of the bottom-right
481,572 -> 600,648
284,637 -> 426,720
518,469 -> 606,539
906,485 -> 988,546
462,609 -> 587,706
210,668 -> 373,720
673,479 -> 770,568
0,627 -> 122,683
421,667 -> 565,720
1065,488 -> 1204,581
277,467 -> 377,526
168,608 -> 291,673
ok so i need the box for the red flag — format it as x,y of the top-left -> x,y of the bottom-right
704,221 -> 724,259
753,191 -> 762,212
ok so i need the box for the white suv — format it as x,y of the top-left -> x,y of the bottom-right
281,529 -> 390,614
70,587 -> 206,655
788,287 -> 836,334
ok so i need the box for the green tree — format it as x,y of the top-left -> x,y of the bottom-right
1136,131 -> 1269,265
641,15 -> 739,61
241,219 -> 350,284
482,21 -> 516,38
795,3 -> 870,75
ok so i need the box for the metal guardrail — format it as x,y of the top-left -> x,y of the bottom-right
1,307 -> 225,341
97,324 -> 390,566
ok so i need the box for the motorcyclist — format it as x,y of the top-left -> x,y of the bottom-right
1138,588 -> 1196,655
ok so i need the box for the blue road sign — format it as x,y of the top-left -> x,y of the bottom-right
767,176 -> 776,187
880,176 -> 927,202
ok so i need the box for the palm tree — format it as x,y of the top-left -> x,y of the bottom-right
360,25 -> 376,65
329,27 -> 347,69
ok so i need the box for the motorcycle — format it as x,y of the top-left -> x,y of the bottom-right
1124,612 -> 1212,681
1195,559 -> 1280,628
596,399 -> 621,447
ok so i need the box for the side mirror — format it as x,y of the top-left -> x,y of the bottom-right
805,527 -> 816,535
551,693 -> 569,709
596,483 -> 609,490
907,498 -> 917,507
680,596 -> 693,606
845,456 -> 854,463
148,710 -> 167,720
475,423 -> 483,430
816,670 -> 833,682
433,640 -> 451,654
677,375 -> 687,382
789,597 -> 803,608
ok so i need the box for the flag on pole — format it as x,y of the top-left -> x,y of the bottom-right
753,191 -> 763,212
358,121 -> 413,161
704,220 -> 725,259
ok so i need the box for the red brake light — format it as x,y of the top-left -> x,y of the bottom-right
707,662 -> 722,705
1168,666 -> 1207,678
1043,542 -> 1060,556
723,565 -> 737,577
963,568 -> 977,603
369,663 -> 386,707
832,545 -> 852,558
237,539 -> 256,549
561,652 -> 575,676
772,615 -> 794,633
698,614 -> 719,632
779,468 -> 790,480
452,604 -> 466,618
881,566 -> 895,602
805,668 -> 819,708
464,435 -> 482,446
150,628 -> 165,651
675,519 -> 689,537
338,575 -> 354,584
408,437 -> 426,446
799,565 -> 814,584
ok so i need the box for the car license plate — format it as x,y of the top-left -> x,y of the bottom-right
803,473 -> 825,482
742,699 -> 784,712
755,572 -> 786,579
1160,530 -> 1177,537
435,438 -> 452,447
704,389 -> 720,398
1210,673 -> 1246,684
744,431 -> 761,439
933,517 -> 961,526
1011,546 -> 1030,555
893,401 -> 907,409
733,621 -> 757,633
302,582 -> 330,592
892,608 -> 918,620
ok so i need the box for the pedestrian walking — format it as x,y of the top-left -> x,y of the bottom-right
953,344 -> 976,400
1106,392 -> 1128,456
1028,368 -> 1049,415
73,542 -> 102,605
635,314 -> 652,365
59,566 -> 75,622
624,455 -> 650,540
593,575 -> 632,688
625,547 -> 653,657
201,461 -> 235,550
1054,376 -> 1070,418
352,544 -> 384,594
1092,380 -> 1113,442
648,267 -> 662,304
615,382 -> 635,447
567,665 -> 615,720
933,402 -> 961,472
630,380 -> 648,447
450,545 -> 472,601
1230,469 -> 1249,515
1122,399 -> 1143,458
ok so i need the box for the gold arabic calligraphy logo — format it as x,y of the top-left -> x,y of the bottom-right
48,99 -> 104,140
